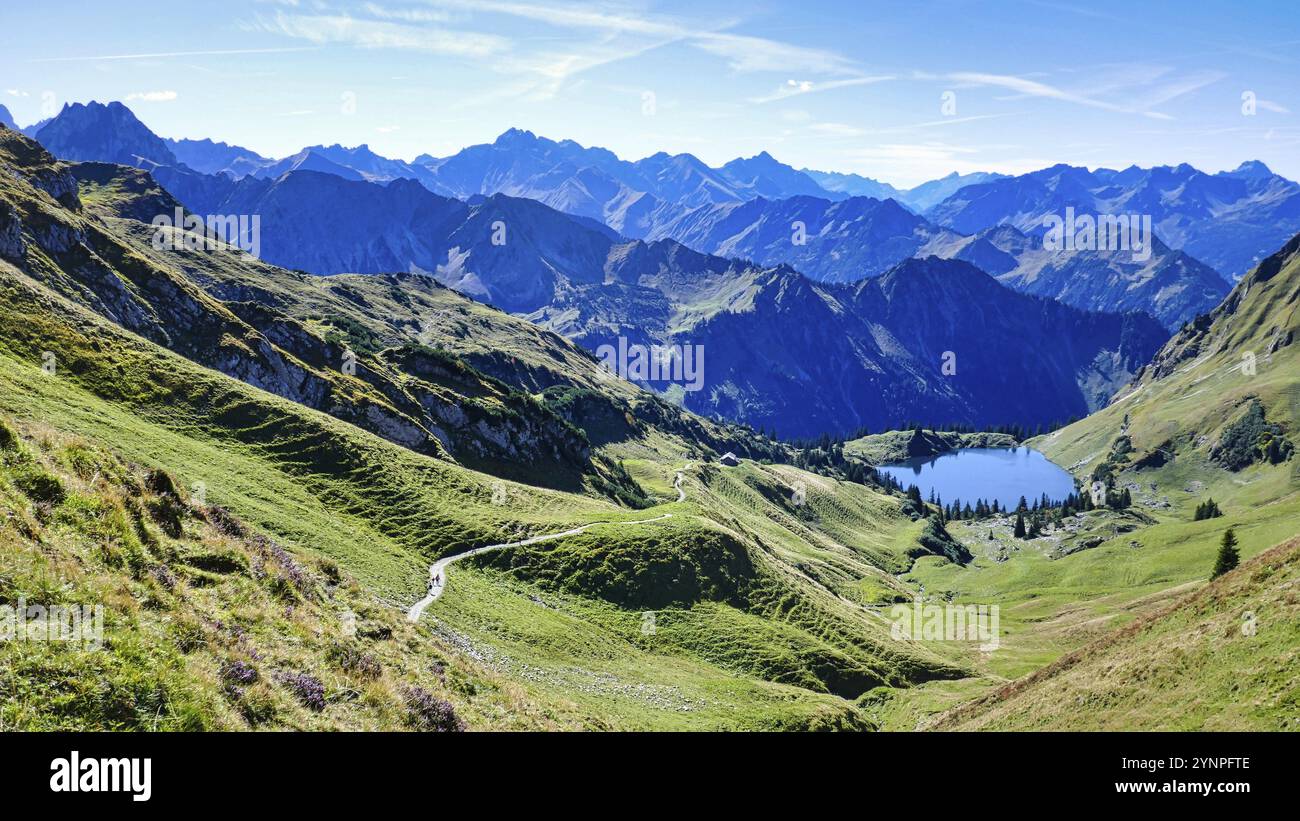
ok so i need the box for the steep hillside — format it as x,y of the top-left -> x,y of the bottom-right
0,415 -> 558,731
1035,230 -> 1300,509
0,124 -> 986,730
0,136 -> 625,495
876,231 -> 1300,731
928,536 -> 1299,730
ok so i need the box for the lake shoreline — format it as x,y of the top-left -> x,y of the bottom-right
844,429 -> 1020,466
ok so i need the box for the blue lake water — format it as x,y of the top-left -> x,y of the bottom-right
878,447 -> 1077,509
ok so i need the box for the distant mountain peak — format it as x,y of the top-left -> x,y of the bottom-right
1227,160 -> 1274,179
725,150 -> 783,169
494,127 -> 539,146
886,255 -> 981,281
33,99 -> 178,168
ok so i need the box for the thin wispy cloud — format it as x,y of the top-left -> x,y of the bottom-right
690,30 -> 858,75
807,121 -> 866,137
251,10 -> 508,57
126,90 -> 179,102
898,113 -> 1011,130
752,75 -> 894,104
940,71 -> 1178,119
933,64 -> 1229,122
806,113 -> 1013,139
254,0 -> 862,105
363,2 -> 451,23
349,1 -> 859,76
29,47 -> 319,63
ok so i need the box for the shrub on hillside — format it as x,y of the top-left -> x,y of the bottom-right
275,671 -> 326,712
326,641 -> 382,680
0,418 -> 18,451
220,659 -> 260,686
402,686 -> 466,732
143,468 -> 186,537
1212,399 -> 1294,471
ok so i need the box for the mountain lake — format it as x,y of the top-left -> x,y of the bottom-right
878,447 -> 1078,509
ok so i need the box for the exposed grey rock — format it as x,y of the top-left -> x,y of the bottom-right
0,202 -> 24,259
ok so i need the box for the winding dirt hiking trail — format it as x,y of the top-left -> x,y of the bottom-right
406,514 -> 673,622
407,464 -> 692,622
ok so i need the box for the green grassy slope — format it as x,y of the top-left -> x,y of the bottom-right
0,267 -> 943,729
0,415 -> 569,731
0,130 -> 973,729
878,234 -> 1300,730
929,537 -> 1300,730
24,122 -> 1295,731
2,233 -> 967,727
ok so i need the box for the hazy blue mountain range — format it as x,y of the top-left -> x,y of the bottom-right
154,157 -> 1170,434
802,169 -> 1007,211
30,101 -> 1246,335
927,162 -> 1300,281
533,254 -> 1169,436
166,137 -> 272,178
20,100 -> 1183,436
407,129 -> 841,236
921,224 -> 1230,330
646,191 -> 1229,328
44,101 -> 1289,311
646,193 -> 958,281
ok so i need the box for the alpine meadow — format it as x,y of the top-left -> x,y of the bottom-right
1,0 -> 1297,763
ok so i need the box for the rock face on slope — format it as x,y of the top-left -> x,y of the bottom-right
34,101 -> 179,169
0,128 -> 596,483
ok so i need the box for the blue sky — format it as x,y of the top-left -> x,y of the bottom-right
2,0 -> 1298,186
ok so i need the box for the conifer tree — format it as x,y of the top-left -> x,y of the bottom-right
1211,528 -> 1239,579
